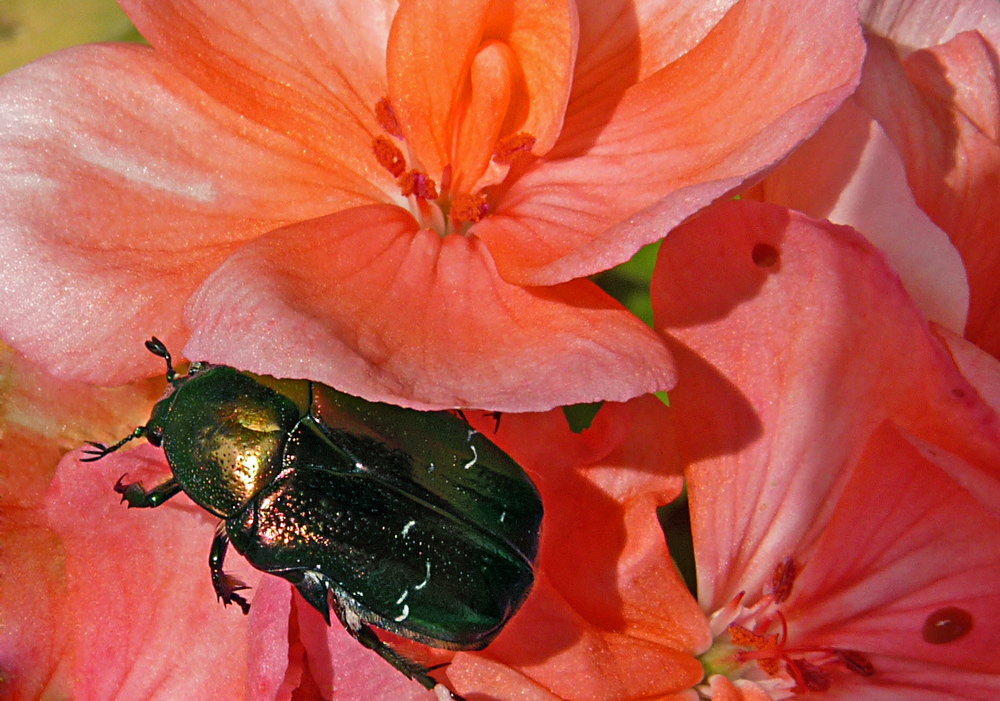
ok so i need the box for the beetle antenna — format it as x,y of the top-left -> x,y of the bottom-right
145,337 -> 176,382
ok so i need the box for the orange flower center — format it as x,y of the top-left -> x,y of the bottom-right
699,558 -> 875,698
372,96 -> 535,236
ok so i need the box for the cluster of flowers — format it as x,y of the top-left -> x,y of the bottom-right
1,0 -> 998,699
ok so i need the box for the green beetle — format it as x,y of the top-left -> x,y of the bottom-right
83,338 -> 543,694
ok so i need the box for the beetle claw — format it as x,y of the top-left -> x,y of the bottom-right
81,441 -> 110,462
216,574 -> 251,615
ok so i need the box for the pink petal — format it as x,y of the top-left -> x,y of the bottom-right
245,577 -> 294,700
856,30 -> 1000,356
788,422 -> 1000,696
937,325 -> 1000,414
183,204 -> 674,411
651,201 -> 1000,612
44,445 -> 263,699
0,44 -> 380,384
749,98 -> 969,334
120,0 -> 396,172
859,0 -> 1000,53
475,0 -> 864,285
445,402 -> 707,698
0,431 -> 71,699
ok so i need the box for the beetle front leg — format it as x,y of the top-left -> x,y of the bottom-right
210,523 -> 251,615
114,475 -> 182,508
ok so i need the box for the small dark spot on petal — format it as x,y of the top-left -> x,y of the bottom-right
923,606 -> 974,643
952,388 -> 966,398
752,242 -> 780,268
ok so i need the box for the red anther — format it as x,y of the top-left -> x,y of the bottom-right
769,556 -> 799,604
493,132 -> 536,165
375,98 -> 402,138
794,659 -> 831,692
451,193 -> 490,224
399,170 -> 439,200
373,136 -> 406,177
836,649 -> 875,676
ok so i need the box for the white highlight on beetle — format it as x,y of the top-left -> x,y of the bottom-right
395,604 -> 410,622
463,444 -> 478,470
401,519 -> 416,538
467,428 -> 478,441
414,561 -> 431,591
396,589 -> 409,604
499,510 -> 506,523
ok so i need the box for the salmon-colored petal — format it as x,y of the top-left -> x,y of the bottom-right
460,574 -> 704,700
788,422 -> 1000,695
651,201 -> 1000,611
120,0 -> 396,174
859,0 -> 1000,52
937,326 -> 1000,414
0,44 -> 380,384
245,577 -> 295,700
183,204 -> 674,411
0,513 -> 71,699
477,0 -> 864,285
857,31 -> 1000,356
486,400 -> 707,654
45,445 -> 262,698
748,98 -> 970,334
0,429 -> 71,700
440,401 -> 707,697
709,676 -> 772,701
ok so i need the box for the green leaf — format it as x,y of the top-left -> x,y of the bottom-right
562,402 -> 603,433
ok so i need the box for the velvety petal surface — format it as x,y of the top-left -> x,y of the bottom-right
476,0 -> 864,285
747,98 -> 970,334
859,0 -> 1000,52
0,44 -> 382,384
184,204 -> 675,411
651,200 -> 1000,611
857,29 -> 1000,356
44,444 -> 263,699
787,421 -> 1000,698
120,0 -> 397,175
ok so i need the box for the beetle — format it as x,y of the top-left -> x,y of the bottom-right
82,338 -> 543,694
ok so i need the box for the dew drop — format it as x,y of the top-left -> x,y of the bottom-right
922,606 -> 973,643
751,242 -> 780,268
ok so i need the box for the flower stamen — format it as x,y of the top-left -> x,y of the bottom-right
375,97 -> 403,138
399,170 -> 438,200
493,132 -> 536,165
702,557 -> 877,699
373,136 -> 407,178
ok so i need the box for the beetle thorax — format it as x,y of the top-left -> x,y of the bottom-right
150,367 -> 303,517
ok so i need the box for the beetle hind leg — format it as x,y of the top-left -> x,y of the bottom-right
327,595 -> 465,700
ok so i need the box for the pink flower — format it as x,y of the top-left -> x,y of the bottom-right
747,0 -> 1000,358
653,200 -> 1000,699
1,383 -> 712,699
0,0 -> 863,410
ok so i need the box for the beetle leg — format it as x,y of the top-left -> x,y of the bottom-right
328,595 -> 465,699
114,474 -> 181,508
210,523 -> 251,615
80,426 -> 147,462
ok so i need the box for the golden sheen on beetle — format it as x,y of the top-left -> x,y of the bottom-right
83,338 -> 543,697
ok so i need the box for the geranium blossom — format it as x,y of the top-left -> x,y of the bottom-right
653,200 -> 1000,699
0,0 -> 863,410
747,0 -> 1000,357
